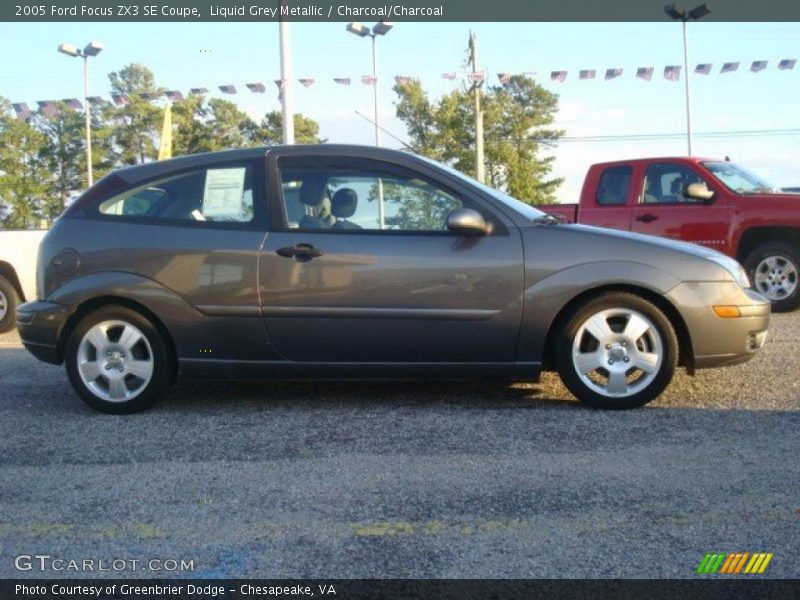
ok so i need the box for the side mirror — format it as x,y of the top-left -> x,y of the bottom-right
446,208 -> 487,235
685,182 -> 716,203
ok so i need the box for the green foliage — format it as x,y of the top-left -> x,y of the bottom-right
254,111 -> 326,145
393,75 -> 564,205
0,98 -> 49,228
0,64 -> 324,229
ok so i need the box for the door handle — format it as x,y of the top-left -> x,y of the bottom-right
636,213 -> 659,223
276,244 -> 324,259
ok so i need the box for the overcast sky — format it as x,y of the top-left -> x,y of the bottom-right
2,21 -> 799,200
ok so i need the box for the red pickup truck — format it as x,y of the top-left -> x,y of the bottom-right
543,157 -> 800,312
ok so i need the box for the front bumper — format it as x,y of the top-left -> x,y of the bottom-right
16,301 -> 73,365
666,282 -> 771,370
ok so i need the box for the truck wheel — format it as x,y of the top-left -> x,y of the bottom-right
64,305 -> 176,414
745,242 -> 800,313
0,276 -> 20,334
555,292 -> 678,410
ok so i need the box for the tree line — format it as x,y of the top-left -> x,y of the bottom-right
0,64 -> 562,229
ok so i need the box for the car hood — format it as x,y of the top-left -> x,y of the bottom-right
744,191 -> 800,203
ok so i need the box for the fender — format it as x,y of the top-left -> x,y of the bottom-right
49,270 -> 200,356
49,271 -> 277,363
516,261 -> 682,363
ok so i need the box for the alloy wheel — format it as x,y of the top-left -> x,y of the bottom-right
571,308 -> 664,399
753,255 -> 798,301
77,320 -> 154,402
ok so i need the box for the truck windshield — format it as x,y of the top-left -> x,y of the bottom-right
416,155 -> 546,220
703,161 -> 777,194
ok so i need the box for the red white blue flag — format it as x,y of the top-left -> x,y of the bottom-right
664,65 -> 681,81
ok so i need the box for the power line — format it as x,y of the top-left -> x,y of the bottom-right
486,127 -> 800,144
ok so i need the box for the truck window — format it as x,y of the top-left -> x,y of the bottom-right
642,164 -> 704,204
596,167 -> 632,206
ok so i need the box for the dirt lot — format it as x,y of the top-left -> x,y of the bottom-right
0,315 -> 798,578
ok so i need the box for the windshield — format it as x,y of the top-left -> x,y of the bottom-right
415,154 -> 546,220
703,161 -> 777,194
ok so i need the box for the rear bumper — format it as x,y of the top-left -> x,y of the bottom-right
666,282 -> 770,370
16,301 -> 72,365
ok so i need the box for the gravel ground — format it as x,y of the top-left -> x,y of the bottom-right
0,315 -> 798,579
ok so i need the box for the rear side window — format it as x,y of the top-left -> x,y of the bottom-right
596,166 -> 632,206
97,163 -> 255,224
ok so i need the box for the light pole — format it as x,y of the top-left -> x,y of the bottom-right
664,3 -> 711,156
58,41 -> 103,187
279,0 -> 294,145
347,21 -> 393,230
346,21 -> 393,147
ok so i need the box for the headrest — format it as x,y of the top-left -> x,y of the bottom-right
332,188 -> 358,219
298,177 -> 325,207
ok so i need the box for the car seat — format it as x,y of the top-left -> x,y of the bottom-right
298,177 -> 333,229
331,188 -> 362,230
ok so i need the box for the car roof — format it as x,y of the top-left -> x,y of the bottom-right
108,144 -> 414,184
591,156 -> 722,169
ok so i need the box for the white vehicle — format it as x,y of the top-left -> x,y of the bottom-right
0,230 -> 46,332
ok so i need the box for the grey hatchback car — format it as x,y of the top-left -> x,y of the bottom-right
17,145 -> 770,413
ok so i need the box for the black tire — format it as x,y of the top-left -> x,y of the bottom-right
0,275 -> 21,334
65,305 -> 175,414
555,292 -> 678,410
744,241 -> 800,313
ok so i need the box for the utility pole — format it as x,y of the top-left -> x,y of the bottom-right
279,0 -> 295,144
469,31 -> 485,183
82,54 -> 93,185
681,19 -> 692,155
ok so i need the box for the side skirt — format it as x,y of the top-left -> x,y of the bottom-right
178,359 -> 541,382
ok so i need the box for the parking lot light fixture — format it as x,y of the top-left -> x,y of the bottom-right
57,40 -> 104,187
346,21 -> 394,229
664,3 -> 712,156
345,21 -> 395,148
346,22 -> 371,37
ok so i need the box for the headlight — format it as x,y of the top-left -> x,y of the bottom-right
733,263 -> 751,288
708,255 -> 750,288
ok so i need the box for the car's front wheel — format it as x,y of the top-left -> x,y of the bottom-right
65,305 -> 175,414
555,292 -> 678,409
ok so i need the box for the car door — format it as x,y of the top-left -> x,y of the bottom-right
631,162 -> 730,252
577,164 -> 635,230
82,154 -> 272,360
259,148 -> 525,364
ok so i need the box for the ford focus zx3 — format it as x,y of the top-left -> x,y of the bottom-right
16,145 -> 770,413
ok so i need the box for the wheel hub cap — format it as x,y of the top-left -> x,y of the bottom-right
0,291 -> 7,321
754,255 -> 798,301
77,320 -> 154,403
572,308 -> 663,399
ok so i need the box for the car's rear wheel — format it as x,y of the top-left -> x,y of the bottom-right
556,292 -> 678,409
0,276 -> 20,334
744,241 -> 800,313
65,305 -> 175,414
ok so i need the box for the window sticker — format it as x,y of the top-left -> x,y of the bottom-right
203,167 -> 247,218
